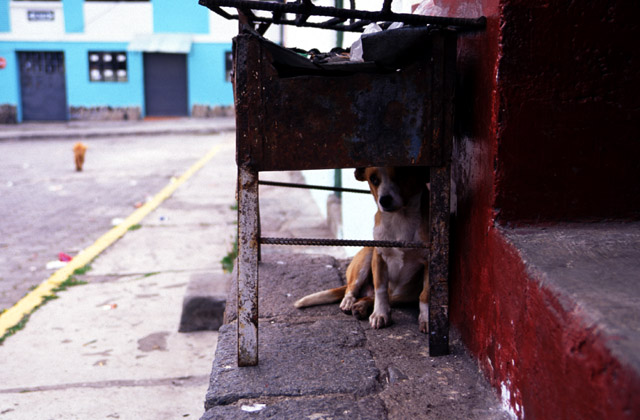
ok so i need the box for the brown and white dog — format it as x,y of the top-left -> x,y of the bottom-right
295,166 -> 430,332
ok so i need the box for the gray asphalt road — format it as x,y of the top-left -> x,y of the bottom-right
0,133 -> 223,312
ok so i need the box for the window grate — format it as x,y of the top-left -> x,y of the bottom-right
88,51 -> 128,82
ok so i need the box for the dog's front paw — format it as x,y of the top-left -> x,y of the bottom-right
369,310 -> 390,329
340,294 -> 356,313
418,302 -> 429,334
419,319 -> 429,334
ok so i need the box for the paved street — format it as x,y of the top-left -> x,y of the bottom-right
0,133 -> 230,312
0,127 -> 239,419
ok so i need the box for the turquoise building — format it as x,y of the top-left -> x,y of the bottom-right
0,0 -> 235,122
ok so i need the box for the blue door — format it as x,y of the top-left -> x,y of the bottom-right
18,51 -> 68,121
143,53 -> 188,117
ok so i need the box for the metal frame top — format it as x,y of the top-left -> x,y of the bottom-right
199,0 -> 486,33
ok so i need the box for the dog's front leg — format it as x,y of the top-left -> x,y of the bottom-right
418,267 -> 429,333
369,248 -> 391,329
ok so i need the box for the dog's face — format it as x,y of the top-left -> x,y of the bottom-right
355,167 -> 429,212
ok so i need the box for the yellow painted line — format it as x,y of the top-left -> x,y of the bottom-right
0,144 -> 223,338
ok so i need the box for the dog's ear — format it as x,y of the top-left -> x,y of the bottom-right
354,168 -> 366,181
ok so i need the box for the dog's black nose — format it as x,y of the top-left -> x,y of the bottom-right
379,195 -> 394,210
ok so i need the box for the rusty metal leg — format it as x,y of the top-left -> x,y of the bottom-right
237,165 -> 259,366
428,165 -> 450,356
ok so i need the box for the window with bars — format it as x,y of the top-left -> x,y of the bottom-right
88,51 -> 127,82
225,51 -> 232,82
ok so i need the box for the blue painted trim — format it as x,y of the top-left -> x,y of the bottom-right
0,0 -> 10,33
188,43 -> 233,110
63,0 -> 84,33
153,0 -> 208,34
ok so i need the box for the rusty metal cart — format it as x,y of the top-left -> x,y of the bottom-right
200,0 -> 485,366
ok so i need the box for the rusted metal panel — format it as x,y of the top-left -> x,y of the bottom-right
427,32 -> 456,357
431,31 -> 457,163
430,33 -> 445,164
261,70 -> 433,170
237,166 -> 259,366
235,32 -> 456,171
234,34 -> 264,171
428,165 -> 451,356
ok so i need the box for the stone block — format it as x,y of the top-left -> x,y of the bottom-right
224,253 -> 346,323
0,104 -> 17,124
204,319 -> 379,408
201,394 -> 386,420
179,272 -> 230,332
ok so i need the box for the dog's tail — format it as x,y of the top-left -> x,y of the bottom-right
294,285 -> 347,308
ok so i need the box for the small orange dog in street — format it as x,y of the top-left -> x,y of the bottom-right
73,142 -> 87,171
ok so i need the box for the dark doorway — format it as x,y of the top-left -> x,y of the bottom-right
143,53 -> 188,117
18,51 -> 68,121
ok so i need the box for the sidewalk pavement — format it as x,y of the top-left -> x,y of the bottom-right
0,117 -> 236,141
0,118 -> 510,419
201,254 -> 512,420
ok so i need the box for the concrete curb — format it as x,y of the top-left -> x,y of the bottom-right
0,118 -> 236,142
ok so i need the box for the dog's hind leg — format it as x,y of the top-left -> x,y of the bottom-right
75,154 -> 84,171
340,247 -> 373,313
351,296 -> 374,320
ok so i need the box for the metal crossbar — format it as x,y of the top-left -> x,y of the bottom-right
260,237 -> 428,248
199,0 -> 486,32
258,180 -> 370,194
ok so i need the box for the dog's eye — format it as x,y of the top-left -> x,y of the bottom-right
369,174 -> 380,186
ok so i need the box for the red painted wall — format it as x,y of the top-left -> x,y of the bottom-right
417,0 -> 640,418
494,1 -> 640,223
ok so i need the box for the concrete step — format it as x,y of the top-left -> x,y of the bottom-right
201,253 -> 511,420
503,223 -> 640,378
458,222 -> 640,419
499,222 -> 640,419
